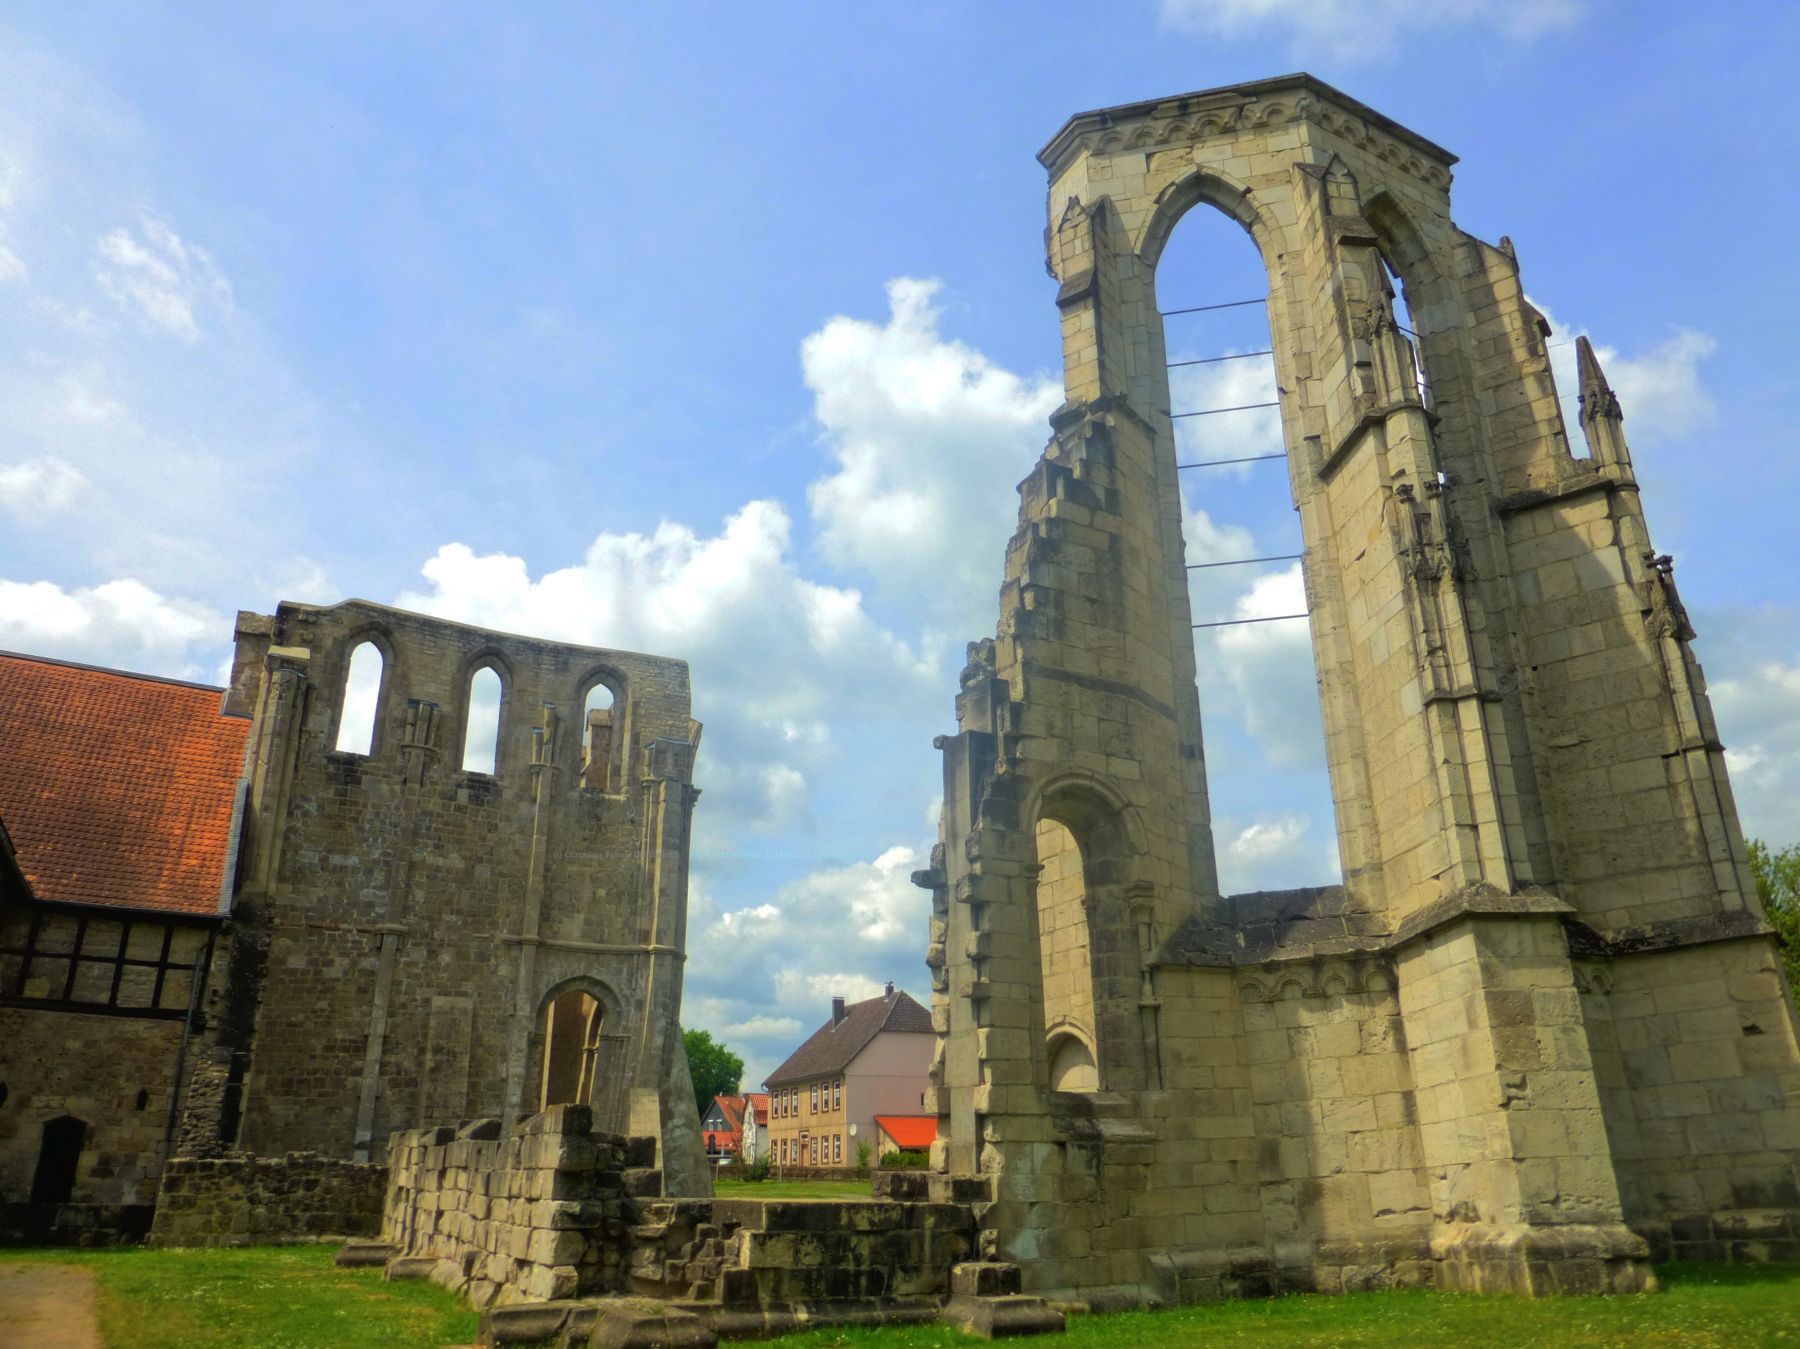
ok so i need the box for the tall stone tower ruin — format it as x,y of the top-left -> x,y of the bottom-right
920,75 -> 1800,1301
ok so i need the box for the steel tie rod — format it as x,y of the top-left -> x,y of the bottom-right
1167,350 -> 1274,369
1186,554 -> 1303,571
1192,613 -> 1310,630
1172,402 -> 1280,419
1176,452 -> 1285,469
1159,298 -> 1266,317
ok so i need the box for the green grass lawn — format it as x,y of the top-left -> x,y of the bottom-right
757,1262 -> 1800,1348
0,1243 -> 477,1349
3,1245 -> 1797,1348
713,1176 -> 874,1199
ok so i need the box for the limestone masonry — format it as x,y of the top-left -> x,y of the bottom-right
916,73 -> 1800,1303
189,599 -> 711,1194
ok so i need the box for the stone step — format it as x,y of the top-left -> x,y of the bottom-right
335,1240 -> 399,1268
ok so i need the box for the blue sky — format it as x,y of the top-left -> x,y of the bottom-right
2,2 -> 1796,1089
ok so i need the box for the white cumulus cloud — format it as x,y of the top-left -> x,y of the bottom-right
1210,563 -> 1325,769
1533,299 -> 1716,449
1712,651 -> 1800,849
803,277 -> 1060,632
0,577 -> 226,677
0,456 -> 87,517
393,499 -> 937,843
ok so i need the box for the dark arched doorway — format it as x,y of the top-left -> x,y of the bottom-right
30,1115 -> 86,1204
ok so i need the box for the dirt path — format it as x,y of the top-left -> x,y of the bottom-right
0,1263 -> 105,1348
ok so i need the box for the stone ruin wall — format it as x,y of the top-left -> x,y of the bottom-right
148,1152 -> 385,1248
192,599 -> 708,1192
377,1105 -> 984,1334
919,74 -> 1800,1306
382,1109 -> 644,1305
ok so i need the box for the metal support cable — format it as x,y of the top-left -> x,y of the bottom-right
1192,613 -> 1310,630
1167,349 -> 1273,369
1186,554 -> 1302,570
1160,298 -> 1266,317
1172,402 -> 1280,419
1176,452 -> 1284,469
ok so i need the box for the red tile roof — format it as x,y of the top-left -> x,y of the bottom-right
0,651 -> 249,916
712,1095 -> 746,1132
874,1115 -> 936,1150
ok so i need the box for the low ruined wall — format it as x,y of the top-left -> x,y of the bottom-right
383,1106 -> 648,1306
149,1152 -> 385,1247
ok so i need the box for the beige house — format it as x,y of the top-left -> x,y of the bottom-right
763,983 -> 931,1169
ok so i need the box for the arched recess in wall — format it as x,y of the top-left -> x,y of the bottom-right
462,664 -> 504,774
577,673 -> 624,792
334,639 -> 386,755
1030,781 -> 1152,1095
540,989 -> 603,1108
1034,816 -> 1101,1093
532,978 -> 625,1126
1150,189 -> 1340,896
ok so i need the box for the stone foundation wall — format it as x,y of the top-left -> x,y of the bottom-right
382,1107 -> 643,1305
1580,936 -> 1800,1253
382,1106 -> 979,1314
149,1152 -> 385,1247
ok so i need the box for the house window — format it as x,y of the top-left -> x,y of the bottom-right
833,1135 -> 841,1164
833,1079 -> 841,1111
810,1137 -> 818,1165
811,1083 -> 818,1113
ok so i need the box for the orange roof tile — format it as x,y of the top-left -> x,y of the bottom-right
0,651 -> 249,916
874,1115 -> 936,1149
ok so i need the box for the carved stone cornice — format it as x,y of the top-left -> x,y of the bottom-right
1038,74 -> 1456,190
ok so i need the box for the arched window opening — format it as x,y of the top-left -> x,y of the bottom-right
30,1115 -> 86,1204
134,1088 -> 149,1111
1035,817 -> 1099,1093
1382,255 -> 1431,409
334,641 -> 384,755
462,666 -> 503,774
1157,205 -> 1340,896
580,682 -> 617,791
539,990 -> 602,1109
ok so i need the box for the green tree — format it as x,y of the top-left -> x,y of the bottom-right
1748,838 -> 1800,994
682,1028 -> 744,1116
